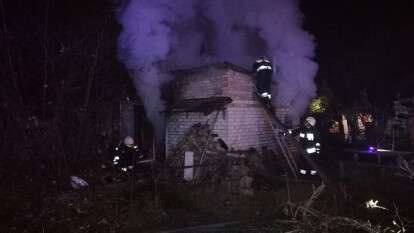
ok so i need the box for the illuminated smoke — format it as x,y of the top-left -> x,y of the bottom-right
116,0 -> 318,138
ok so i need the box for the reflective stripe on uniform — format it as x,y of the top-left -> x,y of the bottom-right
256,65 -> 272,72
300,169 -> 317,175
306,133 -> 314,141
261,92 -> 270,97
113,156 -> 120,165
306,147 -> 317,154
260,92 -> 272,100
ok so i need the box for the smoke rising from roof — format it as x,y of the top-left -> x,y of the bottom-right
116,0 -> 318,138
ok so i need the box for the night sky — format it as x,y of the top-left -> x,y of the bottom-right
302,0 -> 414,108
2,0 -> 414,109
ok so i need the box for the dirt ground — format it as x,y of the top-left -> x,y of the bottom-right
2,161 -> 414,233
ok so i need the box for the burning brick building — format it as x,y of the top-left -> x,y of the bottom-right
165,62 -> 287,157
119,62 -> 322,179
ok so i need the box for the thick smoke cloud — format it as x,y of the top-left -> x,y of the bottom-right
116,0 -> 318,138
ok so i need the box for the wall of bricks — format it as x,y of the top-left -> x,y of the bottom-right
166,63 -> 282,156
166,110 -> 228,156
174,68 -> 227,100
226,105 -> 276,151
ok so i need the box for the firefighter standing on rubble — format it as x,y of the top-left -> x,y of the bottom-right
112,136 -> 144,172
292,116 -> 321,176
253,56 -> 273,101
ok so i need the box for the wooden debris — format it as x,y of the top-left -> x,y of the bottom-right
166,123 -> 286,193
167,123 -> 229,184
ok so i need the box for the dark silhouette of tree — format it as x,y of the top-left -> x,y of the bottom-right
0,0 -> 132,183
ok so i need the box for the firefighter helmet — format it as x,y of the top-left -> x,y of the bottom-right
305,116 -> 316,127
256,56 -> 270,63
123,136 -> 134,146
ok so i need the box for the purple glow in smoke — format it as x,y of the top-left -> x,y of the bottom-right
116,0 -> 318,138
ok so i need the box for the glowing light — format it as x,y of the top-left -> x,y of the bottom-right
377,149 -> 391,152
310,170 -> 317,175
309,96 -> 328,113
300,169 -> 306,174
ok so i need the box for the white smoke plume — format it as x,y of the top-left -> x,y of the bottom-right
116,0 -> 318,138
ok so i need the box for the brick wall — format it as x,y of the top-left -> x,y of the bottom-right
226,105 -> 276,151
166,110 -> 228,156
175,68 -> 227,100
166,63 -> 281,156
274,105 -> 290,125
223,69 -> 278,151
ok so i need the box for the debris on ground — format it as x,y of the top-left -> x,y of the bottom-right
70,176 -> 89,189
166,123 -> 285,194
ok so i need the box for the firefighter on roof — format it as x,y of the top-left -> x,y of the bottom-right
112,136 -> 144,172
253,56 -> 273,101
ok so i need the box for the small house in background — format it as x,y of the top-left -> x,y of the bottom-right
164,62 -> 288,157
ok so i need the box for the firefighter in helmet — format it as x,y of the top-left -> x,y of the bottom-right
112,136 -> 144,172
253,56 -> 273,101
292,116 -> 321,176
300,116 -> 321,154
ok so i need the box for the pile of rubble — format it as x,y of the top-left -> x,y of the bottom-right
166,123 -> 283,194
167,123 -> 230,182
